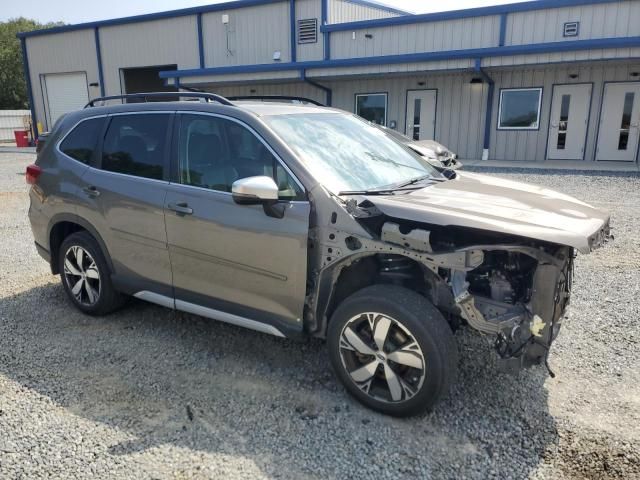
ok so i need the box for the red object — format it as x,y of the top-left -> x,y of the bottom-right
14,130 -> 30,148
25,164 -> 42,185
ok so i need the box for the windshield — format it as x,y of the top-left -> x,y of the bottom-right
264,113 -> 441,194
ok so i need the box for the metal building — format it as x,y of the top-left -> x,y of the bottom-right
18,0 -> 640,165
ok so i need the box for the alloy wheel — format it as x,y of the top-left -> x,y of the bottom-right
339,312 -> 426,403
63,245 -> 101,306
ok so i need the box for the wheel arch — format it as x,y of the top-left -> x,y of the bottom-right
47,214 -> 113,275
307,251 -> 434,338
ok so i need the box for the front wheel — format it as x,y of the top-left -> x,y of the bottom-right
327,285 -> 457,417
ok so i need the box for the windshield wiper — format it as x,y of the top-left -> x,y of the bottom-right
391,174 -> 437,189
338,185 -> 425,196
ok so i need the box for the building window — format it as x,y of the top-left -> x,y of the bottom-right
355,93 -> 387,126
498,88 -> 543,130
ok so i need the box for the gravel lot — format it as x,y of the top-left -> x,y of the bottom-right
0,152 -> 638,479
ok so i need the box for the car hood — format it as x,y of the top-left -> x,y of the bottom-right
365,171 -> 609,253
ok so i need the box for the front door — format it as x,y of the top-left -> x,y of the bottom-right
596,82 -> 640,162
405,90 -> 436,141
547,83 -> 592,160
164,113 -> 310,335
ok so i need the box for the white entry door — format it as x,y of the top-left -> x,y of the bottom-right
405,90 -> 436,141
42,72 -> 89,129
547,83 -> 592,160
596,82 -> 640,162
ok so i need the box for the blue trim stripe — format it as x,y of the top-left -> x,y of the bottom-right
20,38 -> 38,142
159,35 -> 640,78
197,13 -> 205,68
499,13 -> 507,47
94,28 -> 105,96
290,0 -> 296,62
321,0 -> 622,32
17,0 -> 285,38
322,0 -> 330,61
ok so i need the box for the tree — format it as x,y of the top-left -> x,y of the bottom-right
0,18 -> 63,110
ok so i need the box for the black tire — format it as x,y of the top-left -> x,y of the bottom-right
58,231 -> 125,316
327,285 -> 457,417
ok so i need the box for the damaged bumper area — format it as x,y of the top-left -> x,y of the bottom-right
309,213 -> 610,375
449,246 -> 574,373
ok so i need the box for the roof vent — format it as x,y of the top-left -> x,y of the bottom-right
563,21 -> 579,37
298,18 -> 318,44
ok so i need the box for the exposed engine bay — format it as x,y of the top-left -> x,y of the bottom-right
304,194 -> 608,375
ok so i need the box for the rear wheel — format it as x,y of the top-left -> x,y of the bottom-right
58,231 -> 125,315
327,285 -> 457,417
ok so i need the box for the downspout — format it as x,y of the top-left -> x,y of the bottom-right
94,27 -> 105,97
300,70 -> 332,106
290,0 -> 297,62
19,37 -> 38,143
475,58 -> 494,161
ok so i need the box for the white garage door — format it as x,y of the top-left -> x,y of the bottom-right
42,72 -> 89,129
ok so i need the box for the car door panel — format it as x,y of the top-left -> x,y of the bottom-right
165,113 -> 310,334
79,112 -> 174,296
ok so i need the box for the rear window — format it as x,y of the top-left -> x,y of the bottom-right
101,114 -> 170,180
59,117 -> 104,164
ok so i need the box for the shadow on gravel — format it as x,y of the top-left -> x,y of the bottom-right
0,282 -> 559,478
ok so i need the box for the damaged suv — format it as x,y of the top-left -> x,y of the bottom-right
27,93 -> 610,416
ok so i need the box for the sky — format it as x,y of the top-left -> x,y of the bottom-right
2,0 -> 529,24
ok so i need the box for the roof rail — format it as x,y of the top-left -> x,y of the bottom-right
84,91 -> 234,108
227,95 -> 324,106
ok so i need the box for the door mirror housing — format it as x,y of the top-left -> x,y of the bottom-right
232,176 -> 279,204
232,176 -> 285,218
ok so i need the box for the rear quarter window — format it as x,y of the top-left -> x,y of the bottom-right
59,117 -> 104,164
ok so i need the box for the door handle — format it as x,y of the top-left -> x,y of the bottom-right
168,202 -> 193,215
82,186 -> 100,197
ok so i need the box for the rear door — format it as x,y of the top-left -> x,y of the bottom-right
164,112 -> 310,336
79,112 -> 174,296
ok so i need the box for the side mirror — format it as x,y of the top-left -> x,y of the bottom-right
231,176 -> 285,219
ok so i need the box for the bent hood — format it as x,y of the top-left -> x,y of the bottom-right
366,171 -> 610,253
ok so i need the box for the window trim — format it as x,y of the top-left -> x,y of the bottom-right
497,87 -> 543,131
172,111 -> 307,200
354,92 -> 388,126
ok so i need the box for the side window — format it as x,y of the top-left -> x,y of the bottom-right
178,114 -> 303,200
101,114 -> 170,180
59,117 -> 103,164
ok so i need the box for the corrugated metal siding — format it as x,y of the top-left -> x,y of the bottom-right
506,0 -> 640,46
329,15 -> 501,59
326,73 -> 488,159
296,0 -> 323,62
212,81 -> 327,104
99,16 -> 199,96
489,60 -> 640,162
25,30 -> 98,131
329,0 -> 402,23
307,59 -> 474,77
181,71 -> 302,85
202,2 -> 291,67
484,47 -> 640,67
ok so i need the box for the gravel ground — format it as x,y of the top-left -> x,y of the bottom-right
0,152 -> 638,479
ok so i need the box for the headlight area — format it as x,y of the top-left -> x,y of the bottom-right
449,246 -> 574,376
